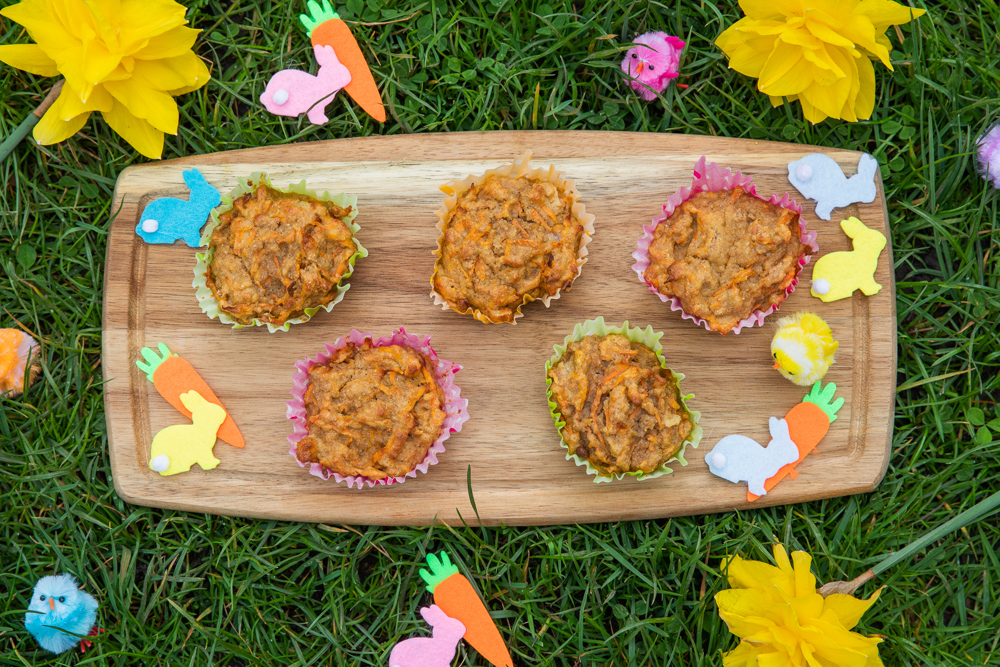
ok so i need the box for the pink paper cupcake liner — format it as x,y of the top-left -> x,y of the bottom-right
631,156 -> 819,334
286,328 -> 469,489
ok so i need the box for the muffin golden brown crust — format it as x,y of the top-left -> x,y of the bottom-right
205,184 -> 357,326
642,187 -> 811,334
295,341 -> 446,480
432,173 -> 586,323
547,334 -> 693,476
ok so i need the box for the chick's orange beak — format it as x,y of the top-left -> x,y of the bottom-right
49,598 -> 55,610
772,361 -> 781,370
634,61 -> 644,74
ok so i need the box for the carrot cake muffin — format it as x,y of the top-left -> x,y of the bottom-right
642,187 -> 812,334
205,182 -> 358,326
295,340 -> 447,480
547,333 -> 694,477
431,154 -> 593,323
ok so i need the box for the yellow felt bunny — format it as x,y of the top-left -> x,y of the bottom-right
810,217 -> 886,302
149,390 -> 226,476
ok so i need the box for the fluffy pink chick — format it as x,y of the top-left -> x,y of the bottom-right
621,32 -> 685,101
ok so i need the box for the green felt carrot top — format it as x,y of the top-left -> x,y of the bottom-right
419,551 -> 460,593
299,0 -> 339,36
802,380 -> 845,423
135,342 -> 177,383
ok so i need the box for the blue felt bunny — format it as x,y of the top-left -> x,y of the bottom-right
136,168 -> 221,247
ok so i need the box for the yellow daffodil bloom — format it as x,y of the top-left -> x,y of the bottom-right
0,0 -> 210,159
715,0 -> 926,123
716,544 -> 885,666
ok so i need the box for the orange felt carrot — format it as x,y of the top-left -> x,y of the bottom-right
301,0 -> 386,122
419,552 -> 513,667
136,343 -> 244,448
748,381 -> 842,501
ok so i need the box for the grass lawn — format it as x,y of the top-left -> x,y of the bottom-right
2,0 -> 999,664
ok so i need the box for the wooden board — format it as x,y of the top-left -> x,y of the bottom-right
102,131 -> 896,526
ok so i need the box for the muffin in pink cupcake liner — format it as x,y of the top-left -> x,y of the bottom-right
286,328 -> 469,489
631,156 -> 819,334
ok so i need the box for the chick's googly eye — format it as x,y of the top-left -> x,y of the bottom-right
631,53 -> 637,58
39,595 -> 45,601
649,65 -> 655,71
58,596 -> 65,603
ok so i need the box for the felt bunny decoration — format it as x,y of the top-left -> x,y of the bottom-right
149,390 -> 227,476
810,217 -> 886,302
388,605 -> 466,667
260,44 -> 352,125
787,153 -> 878,220
705,417 -> 800,496
136,169 -> 221,247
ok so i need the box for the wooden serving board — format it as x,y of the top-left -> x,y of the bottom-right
102,131 -> 896,526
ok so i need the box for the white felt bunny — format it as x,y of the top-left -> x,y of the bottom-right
705,417 -> 800,496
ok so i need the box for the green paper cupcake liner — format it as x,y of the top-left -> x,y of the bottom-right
192,172 -> 367,333
545,317 -> 703,483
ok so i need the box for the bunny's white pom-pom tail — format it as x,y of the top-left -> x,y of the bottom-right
151,454 -> 170,473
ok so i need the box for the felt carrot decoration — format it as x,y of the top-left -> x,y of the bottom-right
136,343 -> 244,449
419,552 -> 513,667
747,381 -> 843,502
300,0 -> 386,123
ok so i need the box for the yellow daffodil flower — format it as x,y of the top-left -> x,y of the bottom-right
715,0 -> 926,123
716,544 -> 885,666
0,0 -> 210,159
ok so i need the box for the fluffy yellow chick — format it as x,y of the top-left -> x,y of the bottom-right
770,313 -> 838,386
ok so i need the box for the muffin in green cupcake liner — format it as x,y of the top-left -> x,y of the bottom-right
192,172 -> 367,333
545,317 -> 702,483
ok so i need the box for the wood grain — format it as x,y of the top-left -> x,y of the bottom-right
102,131 -> 897,526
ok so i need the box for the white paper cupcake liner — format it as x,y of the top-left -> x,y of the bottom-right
286,328 -> 469,489
193,172 -> 367,333
631,156 -> 818,334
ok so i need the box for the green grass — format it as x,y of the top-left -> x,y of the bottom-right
2,0 -> 999,664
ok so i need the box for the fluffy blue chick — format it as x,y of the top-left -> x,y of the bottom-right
25,574 -> 99,654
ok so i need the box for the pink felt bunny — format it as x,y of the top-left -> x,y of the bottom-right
388,605 -> 466,667
260,44 -> 352,125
